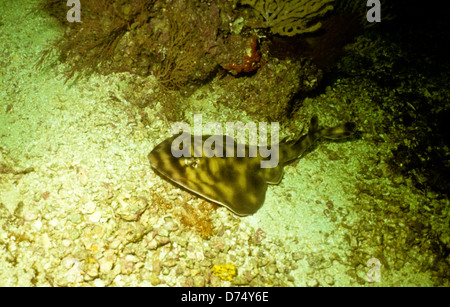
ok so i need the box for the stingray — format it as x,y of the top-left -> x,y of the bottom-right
148,116 -> 355,216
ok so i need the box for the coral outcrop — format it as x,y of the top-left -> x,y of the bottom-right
217,55 -> 322,121
38,0 -> 228,89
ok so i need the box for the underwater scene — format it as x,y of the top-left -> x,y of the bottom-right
0,0 -> 449,287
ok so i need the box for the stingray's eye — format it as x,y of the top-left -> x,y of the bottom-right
184,157 -> 200,168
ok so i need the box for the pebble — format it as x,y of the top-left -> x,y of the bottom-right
324,274 -> 335,285
292,251 -> 305,261
232,276 -> 249,286
257,257 -> 271,267
89,210 -> 102,223
147,238 -> 158,250
115,195 -> 148,221
78,167 -> 89,186
68,213 -> 82,224
150,274 -> 161,286
23,210 -> 39,221
155,235 -> 170,246
68,228 -> 80,240
193,275 -> 205,287
265,264 -> 278,275
40,233 -> 52,250
162,259 -> 177,267
306,278 -> 319,287
163,220 -> 179,232
85,261 -> 99,278
199,259 -> 212,267
189,269 -> 201,277
33,219 -> 43,231
81,201 -> 97,214
99,256 -> 114,274
157,228 -> 169,237
93,278 -> 106,287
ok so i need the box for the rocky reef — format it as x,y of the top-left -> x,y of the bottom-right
37,0 -> 357,121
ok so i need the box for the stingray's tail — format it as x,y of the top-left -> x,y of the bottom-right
313,115 -> 356,139
282,115 -> 356,163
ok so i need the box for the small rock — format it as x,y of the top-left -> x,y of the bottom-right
23,210 -> 39,221
210,275 -> 222,287
78,167 -> 89,186
189,268 -> 201,277
147,239 -> 158,250
233,276 -> 249,286
324,274 -> 334,285
68,213 -> 82,224
99,256 -> 114,274
199,259 -> 212,267
0,203 -> 11,219
157,228 -> 169,237
244,270 -> 258,283
162,259 -> 177,267
306,278 -> 319,287
121,254 -> 139,274
163,220 -> 179,232
150,274 -> 161,286
152,258 -> 162,274
33,219 -> 43,231
85,262 -> 99,278
182,277 -> 194,287
265,264 -> 278,275
93,278 -> 106,287
114,195 -> 148,221
292,251 -> 305,261
193,275 -> 205,287
81,201 -> 97,214
175,265 -> 184,275
155,235 -> 170,246
257,257 -> 271,267
89,210 -> 102,223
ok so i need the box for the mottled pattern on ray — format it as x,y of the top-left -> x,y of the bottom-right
149,116 -> 356,216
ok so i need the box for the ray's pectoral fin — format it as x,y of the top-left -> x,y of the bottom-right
259,164 -> 284,185
206,160 -> 270,216
226,173 -> 268,216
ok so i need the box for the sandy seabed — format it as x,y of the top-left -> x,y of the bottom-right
0,1 -> 449,287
